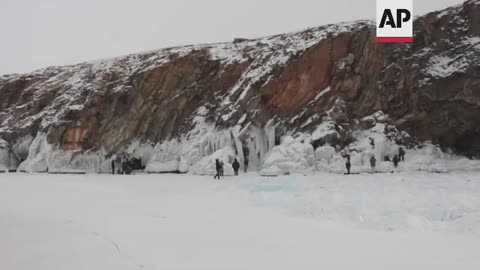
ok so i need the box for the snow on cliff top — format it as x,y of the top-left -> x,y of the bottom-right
0,20 -> 372,134
1,20 -> 373,80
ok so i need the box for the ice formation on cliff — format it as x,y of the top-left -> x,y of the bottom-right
6,112 -> 480,175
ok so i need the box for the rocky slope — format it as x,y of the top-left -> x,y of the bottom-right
0,0 -> 479,173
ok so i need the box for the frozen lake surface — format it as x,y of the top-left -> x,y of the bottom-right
1,172 -> 480,269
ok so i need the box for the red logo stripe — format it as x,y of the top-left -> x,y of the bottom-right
376,37 -> 413,43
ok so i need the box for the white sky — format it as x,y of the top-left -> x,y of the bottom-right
0,0 -> 465,74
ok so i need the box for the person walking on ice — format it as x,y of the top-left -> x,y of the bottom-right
232,159 -> 240,176
398,147 -> 406,162
393,155 -> 400,168
214,159 -> 222,180
345,155 -> 351,175
219,161 -> 224,177
370,156 -> 376,172
111,157 -> 116,174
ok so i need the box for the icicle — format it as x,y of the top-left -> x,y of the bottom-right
265,120 -> 276,152
0,139 -> 9,171
230,126 -> 245,163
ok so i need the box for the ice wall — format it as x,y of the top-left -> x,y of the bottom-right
17,133 -> 53,173
144,121 -> 277,174
7,113 -> 480,175
15,133 -> 106,173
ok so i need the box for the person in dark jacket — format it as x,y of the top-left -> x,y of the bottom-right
232,159 -> 240,176
393,155 -> 400,168
125,158 -> 133,175
219,161 -> 224,177
345,156 -> 351,175
398,147 -> 406,162
214,159 -> 221,180
111,158 -> 116,174
370,156 -> 376,172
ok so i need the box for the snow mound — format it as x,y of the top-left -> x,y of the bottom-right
17,133 -> 52,173
315,145 -> 343,172
146,160 -> 180,173
145,140 -> 182,173
190,146 -> 238,176
260,136 -> 315,176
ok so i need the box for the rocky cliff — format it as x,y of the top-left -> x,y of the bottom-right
0,0 -> 479,173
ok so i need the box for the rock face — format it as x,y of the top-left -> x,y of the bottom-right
0,0 -> 479,172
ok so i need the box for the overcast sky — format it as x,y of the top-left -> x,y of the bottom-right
0,0 -> 465,75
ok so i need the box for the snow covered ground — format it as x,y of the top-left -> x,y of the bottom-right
1,172 -> 480,270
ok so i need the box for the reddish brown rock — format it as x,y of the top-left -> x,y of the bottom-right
0,0 -> 479,161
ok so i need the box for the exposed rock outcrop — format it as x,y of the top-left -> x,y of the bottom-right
0,0 -> 479,172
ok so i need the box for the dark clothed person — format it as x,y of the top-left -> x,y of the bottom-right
393,155 -> 400,168
232,159 -> 240,176
214,159 -> 222,180
346,157 -> 351,175
399,148 -> 406,162
370,156 -> 376,170
219,161 -> 224,177
111,159 -> 115,174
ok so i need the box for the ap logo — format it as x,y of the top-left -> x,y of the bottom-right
377,0 -> 413,42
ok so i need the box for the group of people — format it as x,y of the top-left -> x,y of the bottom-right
214,158 -> 242,179
381,147 -> 406,168
346,147 -> 406,174
109,146 -> 408,177
111,155 -> 144,175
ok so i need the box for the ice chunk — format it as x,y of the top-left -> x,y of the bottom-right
190,146 -> 238,176
178,146 -> 201,173
145,140 -> 182,173
315,145 -> 336,163
18,133 -> 53,173
260,136 -> 315,176
0,139 -> 13,171
48,150 -> 103,173
146,160 -> 180,173
11,135 -> 34,163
